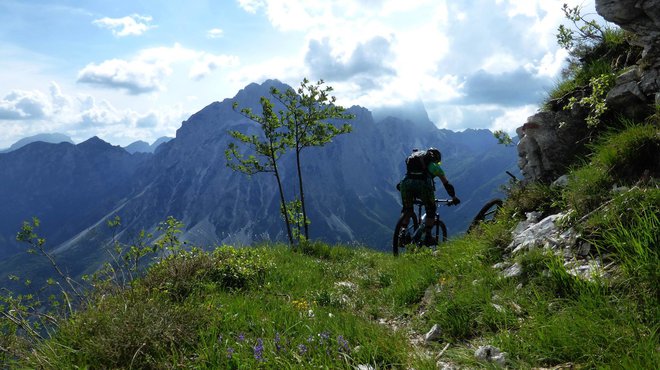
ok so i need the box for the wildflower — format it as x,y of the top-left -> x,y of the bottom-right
298,343 -> 308,355
337,335 -> 350,353
253,338 -> 264,362
237,332 -> 245,342
274,332 -> 284,352
218,334 -> 223,344
227,347 -> 235,359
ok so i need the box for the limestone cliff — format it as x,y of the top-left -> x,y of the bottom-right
516,0 -> 659,182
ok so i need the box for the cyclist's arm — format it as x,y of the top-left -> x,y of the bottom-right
429,162 -> 457,199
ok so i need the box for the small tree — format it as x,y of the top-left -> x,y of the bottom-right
270,78 -> 354,239
225,97 -> 295,245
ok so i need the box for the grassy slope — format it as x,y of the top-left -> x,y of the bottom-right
3,120 -> 658,369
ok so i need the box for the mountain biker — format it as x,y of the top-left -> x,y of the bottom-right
397,147 -> 460,246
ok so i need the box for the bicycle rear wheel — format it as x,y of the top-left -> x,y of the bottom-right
468,198 -> 503,232
393,213 -> 419,256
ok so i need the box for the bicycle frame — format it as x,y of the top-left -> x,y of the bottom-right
393,198 -> 454,256
408,198 -> 452,244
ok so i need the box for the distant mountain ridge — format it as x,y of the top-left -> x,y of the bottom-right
0,79 -> 519,282
124,137 -> 173,154
0,133 -> 73,153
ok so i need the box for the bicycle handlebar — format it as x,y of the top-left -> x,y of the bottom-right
412,198 -> 456,206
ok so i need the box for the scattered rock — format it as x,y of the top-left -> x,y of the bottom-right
502,262 -> 523,278
552,174 -> 570,188
508,213 -> 568,254
492,261 -> 510,270
576,241 -> 592,257
491,303 -> 505,313
475,345 -> 507,367
565,258 -> 606,281
424,324 -> 442,343
437,361 -> 459,370
334,281 -> 357,291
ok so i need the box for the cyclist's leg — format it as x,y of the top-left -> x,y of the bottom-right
398,179 -> 416,228
420,181 -> 437,246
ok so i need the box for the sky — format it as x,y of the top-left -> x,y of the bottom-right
0,0 -> 603,148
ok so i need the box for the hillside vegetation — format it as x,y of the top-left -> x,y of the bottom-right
2,7 -> 660,368
1,115 -> 658,368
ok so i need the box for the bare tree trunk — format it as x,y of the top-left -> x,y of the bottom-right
272,154 -> 294,246
295,147 -> 309,239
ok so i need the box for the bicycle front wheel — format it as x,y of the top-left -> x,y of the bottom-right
393,213 -> 419,256
468,198 -> 503,232
432,219 -> 447,247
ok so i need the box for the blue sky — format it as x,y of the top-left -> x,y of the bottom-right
0,0 -> 601,148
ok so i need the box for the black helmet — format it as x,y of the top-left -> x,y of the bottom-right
427,147 -> 441,162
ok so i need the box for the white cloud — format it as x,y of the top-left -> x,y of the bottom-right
206,28 -> 224,39
77,44 -> 239,93
92,14 -> 155,37
237,0 -> 265,14
490,104 -> 538,134
0,88 -> 51,120
0,82 -> 189,148
229,56 -> 305,91
77,58 -> 171,94
189,54 -> 240,80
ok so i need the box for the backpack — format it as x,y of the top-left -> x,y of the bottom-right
405,149 -> 430,176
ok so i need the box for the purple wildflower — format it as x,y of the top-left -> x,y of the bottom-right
253,338 -> 264,362
337,335 -> 350,353
274,332 -> 283,352
298,343 -> 308,355
227,347 -> 235,359
237,332 -> 245,342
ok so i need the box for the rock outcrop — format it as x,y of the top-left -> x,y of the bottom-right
516,110 -> 590,182
517,0 -> 660,182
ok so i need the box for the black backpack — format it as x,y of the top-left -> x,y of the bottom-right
405,150 -> 430,176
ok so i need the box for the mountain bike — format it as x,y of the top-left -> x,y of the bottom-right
392,198 -> 456,256
467,171 -> 518,232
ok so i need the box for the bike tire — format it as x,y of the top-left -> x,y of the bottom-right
468,198 -> 504,232
393,212 -> 419,256
433,219 -> 448,246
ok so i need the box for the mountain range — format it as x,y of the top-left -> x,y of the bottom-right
0,79 -> 519,282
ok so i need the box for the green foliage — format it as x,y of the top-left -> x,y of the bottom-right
270,78 -> 355,239
545,3 -> 638,124
226,78 -> 355,244
271,78 -> 354,152
565,72 -> 615,127
226,95 -> 295,244
226,97 -> 287,176
495,292 -> 659,368
27,289 -> 209,369
140,246 -> 273,301
282,198 -> 309,244
502,182 -> 563,218
563,122 -> 660,214
493,130 -> 514,146
586,188 -> 660,320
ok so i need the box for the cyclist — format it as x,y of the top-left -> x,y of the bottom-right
397,147 -> 460,246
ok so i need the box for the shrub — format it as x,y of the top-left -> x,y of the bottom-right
27,290 -> 208,369
140,246 -> 272,300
